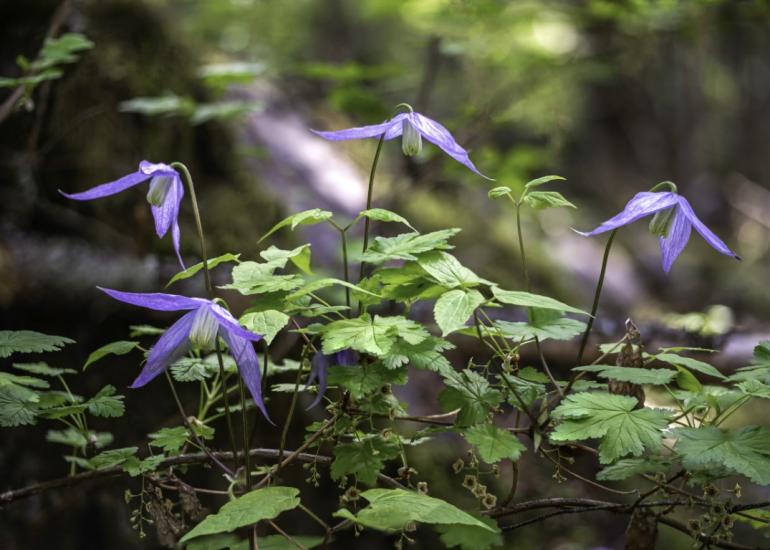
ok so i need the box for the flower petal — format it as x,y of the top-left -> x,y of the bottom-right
59,169 -> 149,201
219,328 -> 272,423
305,353 -> 331,410
98,287 -> 205,311
130,310 -> 195,388
150,175 -> 184,238
407,113 -> 492,180
209,304 -> 263,342
139,160 -> 176,176
334,349 -> 358,366
677,196 -> 740,260
658,207 -> 692,273
311,113 -> 407,141
577,192 -> 681,236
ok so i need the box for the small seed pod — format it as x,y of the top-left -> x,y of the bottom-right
416,481 -> 428,494
452,458 -> 465,474
482,493 -> 498,510
472,483 -> 487,498
462,474 -> 478,491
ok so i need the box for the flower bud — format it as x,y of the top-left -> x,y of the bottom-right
189,306 -> 219,350
401,121 -> 422,157
648,207 -> 676,238
146,175 -> 175,207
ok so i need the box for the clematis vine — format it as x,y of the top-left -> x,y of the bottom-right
60,161 -> 186,268
305,349 -> 358,409
98,287 -> 270,421
578,186 -> 740,273
312,107 -> 491,179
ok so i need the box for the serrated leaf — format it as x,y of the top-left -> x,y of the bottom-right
319,315 -> 428,357
736,379 -> 770,400
491,287 -> 586,315
46,428 -> 88,448
260,245 -> 312,274
0,372 -> 49,389
328,363 -> 407,400
464,423 -> 525,463
550,392 -> 670,463
418,252 -> 487,288
0,386 -> 40,426
167,253 -> 240,286
90,447 -> 139,469
596,457 -> 671,481
83,341 -> 140,370
487,186 -> 512,199
434,290 -> 485,336
333,489 -> 498,533
124,454 -> 166,477
674,426 -> 770,485
573,365 -> 677,385
187,534 -> 323,550
358,208 -> 415,230
180,487 -> 300,543
439,369 -> 503,427
240,310 -> 290,345
331,437 -> 401,485
286,277 -> 380,301
259,209 -> 333,242
0,330 -> 74,358
362,229 -> 461,263
87,385 -> 125,417
488,317 -> 586,342
522,190 -> 576,210
171,358 -> 218,382
12,362 -> 76,376
654,353 -> 725,379
221,261 -> 303,295
148,426 -> 189,454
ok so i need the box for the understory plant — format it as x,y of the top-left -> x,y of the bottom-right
2,104 -> 770,550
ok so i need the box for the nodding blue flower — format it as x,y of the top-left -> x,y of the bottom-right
305,350 -> 358,409
312,111 -> 492,180
60,161 -> 185,268
98,287 -> 271,422
577,190 -> 740,273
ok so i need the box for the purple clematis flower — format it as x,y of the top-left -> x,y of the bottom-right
60,161 -> 185,268
305,350 -> 358,409
578,191 -> 740,273
312,111 -> 491,179
98,287 -> 270,421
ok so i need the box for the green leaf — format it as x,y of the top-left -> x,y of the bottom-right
260,245 -> 312,274
596,457 -> 671,481
524,175 -> 565,189
12,362 -> 75,376
124,454 -> 166,477
434,290 -> 485,336
0,386 -> 38,426
221,261 -> 303,295
90,447 -> 138,469
171,358 -> 219,382
358,208 -> 415,230
736,379 -> 770,400
464,423 -> 525,463
87,385 -> 125,417
487,186 -> 513,199
0,371 -> 49,389
319,315 -> 428,357
362,229 -> 461,263
83,341 -> 140,370
167,253 -> 240,286
259,209 -> 333,242
328,363 -> 406,400
46,428 -> 88,448
573,365 -> 677,385
674,426 -> 770,485
0,330 -> 74,358
382,337 -> 454,373
550,392 -> 671,463
120,95 -> 191,116
180,487 -> 300,543
333,488 -> 498,533
418,252 -> 487,288
187,534 -> 323,550
654,353 -> 725,379
522,190 -> 576,210
488,317 -> 586,342
439,369 -> 503,427
149,426 -> 190,454
286,278 -> 380,301
437,516 -> 503,550
491,287 -> 586,315
331,437 -> 401,485
240,310 -> 290,345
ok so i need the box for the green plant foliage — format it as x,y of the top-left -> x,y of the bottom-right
331,437 -> 401,485
573,365 -> 677,385
240,310 -> 290,345
259,209 -> 333,242
179,487 -> 300,543
87,385 -> 125,418
551,392 -> 670,463
362,229 -> 461,263
464,423 -> 525,463
437,516 -> 504,550
357,208 -> 415,230
522,190 -> 576,210
83,341 -> 140,370
674,426 -> 770,485
596,457 -> 671,481
490,287 -> 586,315
653,353 -> 725,379
260,245 -> 312,274
439,369 -> 503,426
0,331 -> 74,358
434,289 -> 485,335
417,251 -> 487,288
12,362 -> 75,377
167,253 -> 241,286
333,488 -> 499,533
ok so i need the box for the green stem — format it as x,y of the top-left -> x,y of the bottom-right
341,229 -> 351,309
358,134 -> 386,286
171,162 -> 239,469
237,377 -> 252,490
576,230 -> 617,366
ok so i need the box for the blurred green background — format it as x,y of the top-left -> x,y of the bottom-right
2,0 -> 770,548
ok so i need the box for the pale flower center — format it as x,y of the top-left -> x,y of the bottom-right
146,175 -> 174,207
189,306 -> 219,350
401,120 -> 422,157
